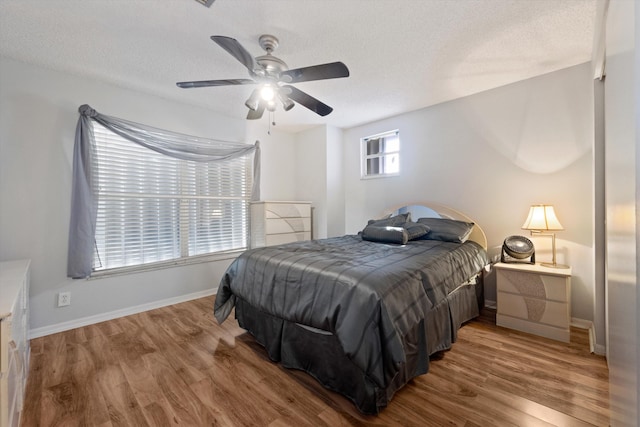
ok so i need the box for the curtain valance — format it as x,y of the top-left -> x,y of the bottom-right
67,104 -> 260,278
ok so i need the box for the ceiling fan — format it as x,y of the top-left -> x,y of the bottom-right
177,35 -> 350,120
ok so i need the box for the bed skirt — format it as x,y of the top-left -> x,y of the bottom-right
233,273 -> 484,414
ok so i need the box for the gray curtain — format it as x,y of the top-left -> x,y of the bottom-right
67,104 -> 261,279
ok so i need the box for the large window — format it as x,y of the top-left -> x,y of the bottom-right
361,130 -> 400,178
91,123 -> 251,273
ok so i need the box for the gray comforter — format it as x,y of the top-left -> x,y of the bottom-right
215,235 -> 488,390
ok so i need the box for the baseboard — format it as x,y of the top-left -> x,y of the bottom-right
593,343 -> 606,356
571,317 -> 605,355
29,287 -> 217,339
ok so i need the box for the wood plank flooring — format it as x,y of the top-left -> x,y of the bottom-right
21,296 -> 610,426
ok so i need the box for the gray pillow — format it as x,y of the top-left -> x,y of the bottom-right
367,212 -> 411,227
416,217 -> 474,243
361,225 -> 409,244
402,221 -> 430,241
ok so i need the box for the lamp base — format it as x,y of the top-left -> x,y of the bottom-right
540,262 -> 570,269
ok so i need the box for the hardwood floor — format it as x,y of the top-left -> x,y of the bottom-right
21,296 -> 610,426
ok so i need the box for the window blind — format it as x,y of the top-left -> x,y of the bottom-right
92,123 -> 251,271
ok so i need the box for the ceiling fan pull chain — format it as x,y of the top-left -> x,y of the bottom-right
268,111 -> 274,135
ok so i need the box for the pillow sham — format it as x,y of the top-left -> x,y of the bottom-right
361,225 -> 409,245
402,221 -> 430,241
367,212 -> 411,227
416,217 -> 474,243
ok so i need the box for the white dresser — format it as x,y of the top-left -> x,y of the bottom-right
251,201 -> 312,248
495,262 -> 571,342
0,260 -> 30,427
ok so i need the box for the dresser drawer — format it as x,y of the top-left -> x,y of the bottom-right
265,217 -> 311,234
264,203 -> 311,219
497,291 -> 570,328
266,232 -> 311,246
5,343 -> 21,425
0,317 -> 12,373
0,259 -> 31,427
251,201 -> 312,249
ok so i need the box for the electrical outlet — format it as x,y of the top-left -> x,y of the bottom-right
58,292 -> 71,307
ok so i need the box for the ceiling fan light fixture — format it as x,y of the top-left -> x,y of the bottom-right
266,100 -> 277,112
278,92 -> 295,111
244,89 -> 260,111
260,85 -> 275,101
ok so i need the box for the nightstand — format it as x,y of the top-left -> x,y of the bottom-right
495,262 -> 572,342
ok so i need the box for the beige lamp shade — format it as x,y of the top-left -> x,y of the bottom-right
521,204 -> 568,269
522,205 -> 564,231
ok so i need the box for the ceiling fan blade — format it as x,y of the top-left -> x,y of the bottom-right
176,79 -> 255,88
211,36 -> 259,73
247,102 -> 265,120
283,85 -> 333,116
280,62 -> 349,84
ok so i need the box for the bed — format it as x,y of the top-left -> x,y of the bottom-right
214,203 -> 489,414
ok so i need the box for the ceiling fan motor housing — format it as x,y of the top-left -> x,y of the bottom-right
255,34 -> 288,76
256,54 -> 288,75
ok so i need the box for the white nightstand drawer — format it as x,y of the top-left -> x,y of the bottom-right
497,269 -> 569,302
496,314 -> 570,342
497,291 -> 570,328
494,262 -> 571,343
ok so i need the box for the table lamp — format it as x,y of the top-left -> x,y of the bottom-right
522,204 -> 569,269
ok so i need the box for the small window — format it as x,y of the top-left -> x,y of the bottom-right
361,130 -> 400,178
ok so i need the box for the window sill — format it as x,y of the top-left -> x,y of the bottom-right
360,172 -> 400,180
88,249 -> 245,280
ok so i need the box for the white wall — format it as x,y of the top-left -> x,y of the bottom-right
295,126 -> 327,238
294,125 -> 346,239
604,0 -> 638,424
0,57 -> 297,333
247,122 -> 297,200
343,63 -> 595,323
326,125 -> 345,237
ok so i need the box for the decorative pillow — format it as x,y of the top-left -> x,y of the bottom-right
416,217 -> 475,243
361,225 -> 409,245
402,221 -> 430,241
367,212 -> 411,227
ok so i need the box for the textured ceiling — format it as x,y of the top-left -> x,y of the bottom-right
0,0 -> 597,132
